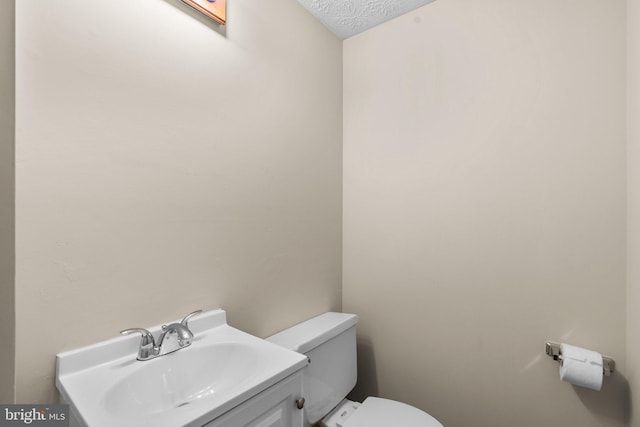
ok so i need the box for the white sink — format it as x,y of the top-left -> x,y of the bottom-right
56,310 -> 308,427
103,342 -> 261,416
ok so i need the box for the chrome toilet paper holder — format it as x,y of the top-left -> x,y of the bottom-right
545,342 -> 615,376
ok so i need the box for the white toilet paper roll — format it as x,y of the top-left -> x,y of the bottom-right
559,343 -> 603,391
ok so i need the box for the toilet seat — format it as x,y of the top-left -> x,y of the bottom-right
340,397 -> 443,427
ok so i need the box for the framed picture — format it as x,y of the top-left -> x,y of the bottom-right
182,0 -> 226,25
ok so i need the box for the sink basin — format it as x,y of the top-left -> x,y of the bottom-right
56,310 -> 308,427
103,342 -> 261,416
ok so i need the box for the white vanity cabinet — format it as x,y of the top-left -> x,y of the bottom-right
56,309 -> 309,427
203,371 -> 304,427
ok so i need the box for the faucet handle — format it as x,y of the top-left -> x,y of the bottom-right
120,328 -> 155,344
121,328 -> 157,361
181,309 -> 203,328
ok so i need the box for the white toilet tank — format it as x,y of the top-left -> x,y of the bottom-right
267,312 -> 359,426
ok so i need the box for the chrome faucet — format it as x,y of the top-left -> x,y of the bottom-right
121,309 -> 203,361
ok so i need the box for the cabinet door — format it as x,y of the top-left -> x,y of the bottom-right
243,397 -> 290,427
204,372 -> 303,427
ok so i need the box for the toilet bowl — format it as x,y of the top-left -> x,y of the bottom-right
322,397 -> 442,427
267,312 -> 443,427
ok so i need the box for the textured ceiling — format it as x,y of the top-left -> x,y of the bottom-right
297,0 -> 437,39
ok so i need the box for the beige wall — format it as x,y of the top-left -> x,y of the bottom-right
628,0 -> 640,425
343,1 -> 628,426
11,0 -> 634,423
15,0 -> 342,403
0,0 -> 15,405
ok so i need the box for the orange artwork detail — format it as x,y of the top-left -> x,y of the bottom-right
182,0 -> 226,25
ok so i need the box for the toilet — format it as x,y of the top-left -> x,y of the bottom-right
267,312 -> 443,427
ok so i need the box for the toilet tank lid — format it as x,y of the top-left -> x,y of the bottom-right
266,312 -> 358,354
